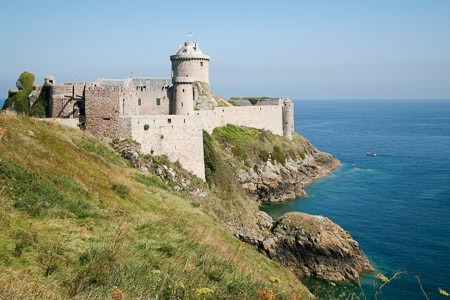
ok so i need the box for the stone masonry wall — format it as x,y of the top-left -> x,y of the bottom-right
118,103 -> 285,180
120,115 -> 205,179
123,78 -> 171,116
197,104 -> 284,136
85,86 -> 121,141
171,59 -> 209,84
50,83 -> 86,118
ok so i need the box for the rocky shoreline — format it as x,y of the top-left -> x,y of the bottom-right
113,136 -> 374,284
238,150 -> 341,203
256,212 -> 373,282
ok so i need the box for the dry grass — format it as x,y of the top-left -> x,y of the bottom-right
0,113 -> 312,299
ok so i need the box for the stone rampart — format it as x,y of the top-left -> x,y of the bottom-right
120,115 -> 205,179
198,105 -> 284,136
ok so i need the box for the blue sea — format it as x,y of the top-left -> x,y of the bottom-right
262,100 -> 450,299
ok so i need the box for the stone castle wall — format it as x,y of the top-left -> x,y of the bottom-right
50,83 -> 86,118
120,78 -> 171,116
85,86 -> 121,140
120,115 -> 205,179
198,104 -> 284,136
37,40 -> 294,180
115,100 -> 289,179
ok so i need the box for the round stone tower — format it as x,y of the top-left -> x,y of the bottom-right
282,98 -> 294,140
170,41 -> 210,115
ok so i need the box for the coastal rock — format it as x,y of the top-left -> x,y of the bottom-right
240,151 -> 340,202
193,81 -> 232,110
259,212 -> 373,282
113,134 -> 371,283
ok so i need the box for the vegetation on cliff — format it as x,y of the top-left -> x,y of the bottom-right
208,124 -> 340,202
2,71 -> 35,114
0,112 -> 312,299
2,71 -> 50,117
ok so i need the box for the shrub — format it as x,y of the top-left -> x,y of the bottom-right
271,145 -> 286,165
259,150 -> 270,162
13,229 -> 38,257
203,131 -> 219,180
231,145 -> 247,161
111,183 -> 129,199
2,71 -> 35,114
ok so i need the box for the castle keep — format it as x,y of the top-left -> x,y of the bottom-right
33,41 -> 294,179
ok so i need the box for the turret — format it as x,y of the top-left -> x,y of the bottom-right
44,75 -> 55,85
170,41 -> 210,115
282,98 -> 294,140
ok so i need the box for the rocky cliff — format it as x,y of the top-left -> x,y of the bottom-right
113,126 -> 373,283
212,124 -> 340,203
259,212 -> 373,281
238,151 -> 340,202
193,81 -> 232,110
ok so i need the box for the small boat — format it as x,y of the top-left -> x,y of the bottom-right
367,152 -> 376,156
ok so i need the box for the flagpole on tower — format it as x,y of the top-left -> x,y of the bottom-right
187,30 -> 193,41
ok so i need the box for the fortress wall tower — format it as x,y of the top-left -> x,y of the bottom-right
281,98 -> 294,140
171,78 -> 194,115
170,41 -> 210,115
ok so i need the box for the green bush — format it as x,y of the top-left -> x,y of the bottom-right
271,145 -> 286,165
203,131 -> 220,181
111,183 -> 129,199
13,229 -> 38,257
259,150 -> 270,162
2,71 -> 35,114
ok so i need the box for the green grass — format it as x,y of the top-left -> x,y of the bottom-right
211,124 -> 315,169
0,112 -> 312,299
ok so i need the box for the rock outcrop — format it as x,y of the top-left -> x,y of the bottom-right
193,81 -> 232,110
238,151 -> 340,203
259,212 -> 373,282
113,131 -> 372,284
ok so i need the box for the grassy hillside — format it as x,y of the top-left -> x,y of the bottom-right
0,112 -> 311,299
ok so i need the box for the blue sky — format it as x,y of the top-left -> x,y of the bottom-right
1,0 -> 449,100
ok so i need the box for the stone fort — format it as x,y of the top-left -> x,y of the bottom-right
33,40 -> 294,180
